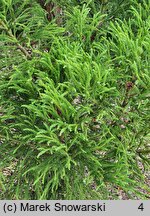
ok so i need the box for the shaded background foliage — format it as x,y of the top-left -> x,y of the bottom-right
0,0 -> 150,199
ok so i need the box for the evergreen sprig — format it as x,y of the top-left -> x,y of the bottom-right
0,0 -> 149,199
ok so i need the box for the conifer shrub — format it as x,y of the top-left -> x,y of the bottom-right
0,0 -> 149,199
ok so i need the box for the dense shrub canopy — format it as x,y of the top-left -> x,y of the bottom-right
0,0 -> 150,199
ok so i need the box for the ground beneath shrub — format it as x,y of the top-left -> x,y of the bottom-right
1,158 -> 149,200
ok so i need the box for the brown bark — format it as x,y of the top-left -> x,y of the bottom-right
37,1 -> 62,24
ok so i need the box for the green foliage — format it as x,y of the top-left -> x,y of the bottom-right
0,0 -> 150,199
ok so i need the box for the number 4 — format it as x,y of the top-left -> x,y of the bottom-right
138,203 -> 144,211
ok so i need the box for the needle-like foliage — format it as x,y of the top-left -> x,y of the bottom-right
0,0 -> 149,199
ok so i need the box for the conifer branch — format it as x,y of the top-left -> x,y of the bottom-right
0,20 -> 31,59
